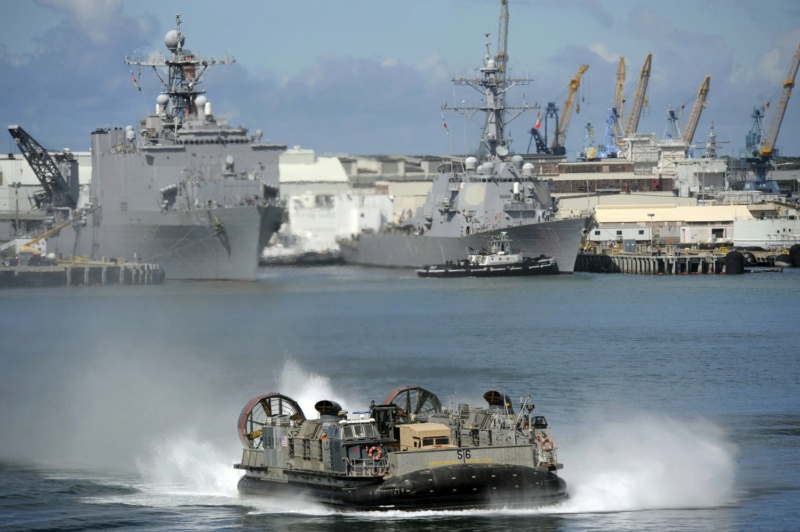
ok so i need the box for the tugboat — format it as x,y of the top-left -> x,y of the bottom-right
235,385 -> 567,510
416,232 -> 558,278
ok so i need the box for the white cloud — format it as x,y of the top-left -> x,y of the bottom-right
415,52 -> 451,84
588,43 -> 619,63
36,0 -> 125,44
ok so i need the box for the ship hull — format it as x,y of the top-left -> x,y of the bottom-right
238,463 -> 567,511
340,217 -> 590,273
418,258 -> 558,278
47,205 -> 282,281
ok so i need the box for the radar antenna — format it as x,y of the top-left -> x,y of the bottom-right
124,14 -> 235,131
441,0 -> 532,159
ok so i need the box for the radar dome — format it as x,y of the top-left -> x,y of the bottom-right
522,163 -> 534,176
512,155 -> 524,169
465,156 -> 478,170
156,94 -> 169,105
195,95 -> 207,108
165,29 -> 184,51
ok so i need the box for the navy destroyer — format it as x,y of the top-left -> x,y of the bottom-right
31,15 -> 285,280
338,0 -> 591,272
235,385 -> 567,510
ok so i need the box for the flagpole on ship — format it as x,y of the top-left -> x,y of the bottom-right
441,111 -> 453,168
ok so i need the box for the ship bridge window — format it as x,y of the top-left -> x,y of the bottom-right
343,423 -> 377,439
532,416 -> 548,428
422,437 -> 449,446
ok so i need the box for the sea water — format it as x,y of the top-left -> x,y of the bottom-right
1,267 -> 798,531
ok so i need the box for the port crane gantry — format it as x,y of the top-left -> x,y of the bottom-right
613,57 -> 626,140
494,0 -> 509,77
746,41 -> 800,183
623,53 -> 652,140
759,42 -> 800,161
597,58 -> 625,158
8,125 -> 79,211
681,75 -> 711,146
550,64 -> 589,155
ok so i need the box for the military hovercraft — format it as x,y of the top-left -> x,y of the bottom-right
234,385 -> 567,510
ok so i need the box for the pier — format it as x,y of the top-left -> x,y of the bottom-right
576,249 -> 786,275
0,260 -> 165,288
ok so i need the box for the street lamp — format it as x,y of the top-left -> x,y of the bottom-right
647,213 -> 655,254
10,182 -> 22,236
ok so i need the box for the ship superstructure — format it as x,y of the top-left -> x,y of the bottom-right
338,0 -> 591,271
47,15 -> 286,280
235,385 -> 567,510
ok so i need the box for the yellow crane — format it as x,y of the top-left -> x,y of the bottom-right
612,57 -> 626,140
18,218 -> 73,255
494,0 -> 509,76
681,75 -> 711,145
551,64 -> 589,154
759,41 -> 800,159
623,53 -> 652,139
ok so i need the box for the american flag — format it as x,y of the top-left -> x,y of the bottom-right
281,435 -> 288,447
441,113 -> 450,134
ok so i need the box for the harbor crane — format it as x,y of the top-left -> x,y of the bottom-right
623,53 -> 652,139
759,42 -> 800,161
597,58 -> 625,158
612,57 -> 626,140
7,125 -> 79,210
681,75 -> 711,145
551,64 -> 589,155
746,41 -> 800,183
494,0 -> 509,77
527,102 -> 557,155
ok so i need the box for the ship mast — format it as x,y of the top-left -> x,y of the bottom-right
441,1 -> 531,160
124,14 -> 234,133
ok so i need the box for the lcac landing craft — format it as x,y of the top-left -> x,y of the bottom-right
235,386 -> 567,510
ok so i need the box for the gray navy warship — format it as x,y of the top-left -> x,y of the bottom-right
235,385 -> 567,511
41,15 -> 285,280
339,0 -> 591,272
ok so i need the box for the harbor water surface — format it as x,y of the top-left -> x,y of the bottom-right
1,267 -> 798,531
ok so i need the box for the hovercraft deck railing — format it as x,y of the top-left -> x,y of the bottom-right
345,457 -> 389,476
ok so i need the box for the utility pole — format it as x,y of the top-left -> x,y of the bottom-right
11,182 -> 21,236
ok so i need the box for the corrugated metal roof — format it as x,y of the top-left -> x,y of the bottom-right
594,204 -> 754,223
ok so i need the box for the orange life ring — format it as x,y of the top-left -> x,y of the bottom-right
368,446 -> 383,459
541,437 -> 554,452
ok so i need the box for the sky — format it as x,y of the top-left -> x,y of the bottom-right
1,0 -> 799,159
